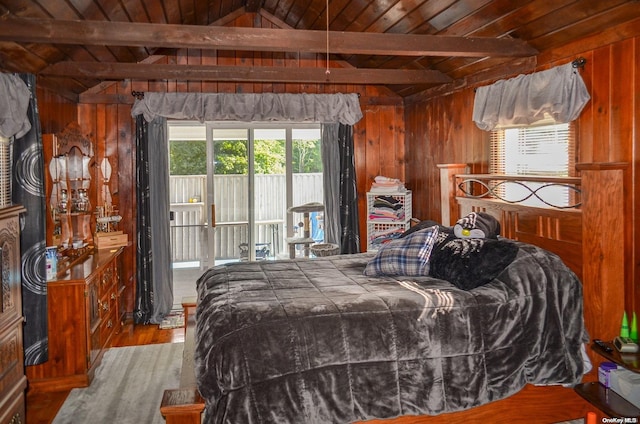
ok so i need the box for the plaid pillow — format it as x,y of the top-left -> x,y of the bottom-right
364,226 -> 439,276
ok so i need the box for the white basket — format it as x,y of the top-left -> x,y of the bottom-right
310,243 -> 340,257
0,137 -> 13,208
366,191 -> 412,222
367,221 -> 411,250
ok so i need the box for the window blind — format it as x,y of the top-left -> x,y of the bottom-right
489,120 -> 576,206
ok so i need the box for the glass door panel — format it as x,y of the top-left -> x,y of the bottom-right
209,127 -> 250,264
167,123 -> 208,272
253,128 -> 286,260
289,128 -> 324,256
169,123 -> 322,267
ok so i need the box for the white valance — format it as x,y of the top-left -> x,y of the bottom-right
0,73 -> 31,139
131,92 -> 363,125
472,63 -> 590,131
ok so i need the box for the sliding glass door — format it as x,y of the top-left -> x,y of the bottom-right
207,123 -> 322,265
168,121 -> 322,268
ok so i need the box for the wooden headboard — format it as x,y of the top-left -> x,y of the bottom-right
439,162 -> 627,374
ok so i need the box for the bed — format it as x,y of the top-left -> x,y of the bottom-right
194,238 -> 587,423
161,162 -> 627,424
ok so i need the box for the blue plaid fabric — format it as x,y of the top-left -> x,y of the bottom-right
364,226 -> 439,276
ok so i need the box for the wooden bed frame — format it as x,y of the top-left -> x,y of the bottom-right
161,162 -> 627,424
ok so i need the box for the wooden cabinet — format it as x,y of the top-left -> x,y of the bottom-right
43,123 -> 95,250
25,247 -> 124,392
0,205 -> 26,424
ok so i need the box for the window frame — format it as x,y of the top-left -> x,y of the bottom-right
489,118 -> 577,207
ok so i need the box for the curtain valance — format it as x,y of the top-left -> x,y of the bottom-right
472,63 -> 590,131
0,73 -> 32,139
131,92 -> 363,125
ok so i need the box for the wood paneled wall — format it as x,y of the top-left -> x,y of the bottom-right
37,11 -> 640,329
36,87 -> 77,134
405,23 -> 640,330
47,12 -> 404,316
76,98 -> 136,314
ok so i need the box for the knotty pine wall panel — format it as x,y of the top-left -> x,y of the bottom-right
574,37 -> 638,317
77,86 -> 138,315
356,102 -> 406,244
36,87 -> 76,134
405,31 -> 639,322
405,89 -> 487,223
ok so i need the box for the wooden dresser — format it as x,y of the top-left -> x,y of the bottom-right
25,247 -> 125,392
0,205 -> 26,424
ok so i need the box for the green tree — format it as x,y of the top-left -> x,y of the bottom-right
170,137 -> 323,176
293,139 -> 322,173
254,139 -> 285,174
170,140 -> 206,175
214,140 -> 248,174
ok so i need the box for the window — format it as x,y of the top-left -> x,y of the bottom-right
489,118 -> 576,207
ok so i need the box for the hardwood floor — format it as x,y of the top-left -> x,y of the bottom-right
25,319 -> 186,424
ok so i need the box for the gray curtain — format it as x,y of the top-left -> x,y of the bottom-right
134,116 -> 173,324
132,92 -> 363,125
10,73 -> 48,365
321,124 -> 340,245
472,62 -> 590,131
0,73 -> 31,139
320,122 -> 361,253
336,124 -> 360,253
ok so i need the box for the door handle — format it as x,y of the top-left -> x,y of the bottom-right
211,204 -> 216,228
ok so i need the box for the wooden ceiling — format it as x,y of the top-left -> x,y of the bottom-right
0,0 -> 639,101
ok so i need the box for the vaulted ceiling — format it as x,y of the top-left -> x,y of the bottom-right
1,0 -> 639,101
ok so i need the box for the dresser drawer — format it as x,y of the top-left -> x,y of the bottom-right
98,262 -> 115,295
0,319 -> 25,393
100,307 -> 118,347
99,288 -> 117,321
0,319 -> 26,424
0,384 -> 26,424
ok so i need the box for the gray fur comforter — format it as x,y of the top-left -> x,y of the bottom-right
194,242 -> 588,423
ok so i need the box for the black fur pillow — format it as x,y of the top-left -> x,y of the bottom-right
429,233 -> 519,290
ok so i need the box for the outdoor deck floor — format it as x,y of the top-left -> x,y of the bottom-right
172,266 -> 202,307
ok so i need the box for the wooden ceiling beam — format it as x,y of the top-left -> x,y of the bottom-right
40,61 -> 453,85
0,16 -> 537,58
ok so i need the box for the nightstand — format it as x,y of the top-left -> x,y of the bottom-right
574,341 -> 640,418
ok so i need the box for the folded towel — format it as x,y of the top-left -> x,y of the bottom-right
374,175 -> 402,184
370,185 -> 406,193
373,196 -> 402,209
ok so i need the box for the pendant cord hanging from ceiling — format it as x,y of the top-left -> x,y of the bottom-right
326,0 -> 330,76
